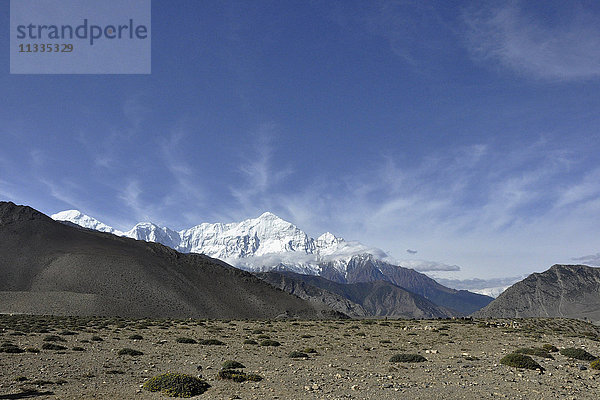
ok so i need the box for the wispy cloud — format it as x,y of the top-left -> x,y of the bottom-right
435,275 -> 525,291
222,136 -> 599,279
322,0 -> 456,72
572,253 -> 600,266
39,177 -> 88,211
463,1 -> 600,81
555,167 -> 600,209
0,179 -> 18,202
399,259 -> 461,272
116,179 -> 161,225
159,126 -> 205,207
228,123 -> 292,218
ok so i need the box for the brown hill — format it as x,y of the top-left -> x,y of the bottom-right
0,201 -> 340,319
473,264 -> 600,321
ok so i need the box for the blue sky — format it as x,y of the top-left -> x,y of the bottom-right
1,0 -> 600,280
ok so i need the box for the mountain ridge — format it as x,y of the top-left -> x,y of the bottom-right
474,264 -> 600,320
257,271 -> 462,319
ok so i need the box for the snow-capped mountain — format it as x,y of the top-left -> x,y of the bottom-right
470,286 -> 510,298
51,210 -> 384,275
51,209 -> 494,314
126,222 -> 182,250
51,210 -> 125,236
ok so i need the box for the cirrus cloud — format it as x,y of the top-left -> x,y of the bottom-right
463,1 -> 600,81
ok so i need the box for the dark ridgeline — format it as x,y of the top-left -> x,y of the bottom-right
0,201 -> 342,319
316,255 -> 493,315
474,264 -> 600,321
257,271 -> 462,319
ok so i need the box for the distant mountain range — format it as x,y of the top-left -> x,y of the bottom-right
8,203 -> 599,321
257,271 -> 461,319
51,210 -> 385,274
52,209 -> 493,315
0,202 -> 339,319
474,264 -> 600,321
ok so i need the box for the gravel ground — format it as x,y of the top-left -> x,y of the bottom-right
1,316 -> 599,399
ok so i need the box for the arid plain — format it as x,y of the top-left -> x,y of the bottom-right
1,316 -> 599,399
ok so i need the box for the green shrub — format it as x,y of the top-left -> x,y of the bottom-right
90,335 -> 103,341
245,373 -> 264,382
590,359 -> 600,370
251,329 -> 264,334
217,370 -> 247,382
260,339 -> 281,347
30,379 -> 56,385
143,373 -> 210,397
289,351 -> 309,358
243,339 -> 258,345
256,334 -> 270,339
222,360 -> 245,370
303,347 -> 318,354
43,335 -> 66,342
0,343 -> 25,353
118,348 -> 143,356
41,343 -> 67,351
500,353 -> 544,371
106,370 -> 124,374
25,347 -> 40,353
217,370 -> 263,382
198,339 -> 225,346
389,354 -> 427,363
560,348 -> 597,361
129,334 -> 143,340
14,376 -> 28,382
542,344 -> 559,352
176,337 -> 197,344
72,346 -> 86,352
515,347 -> 554,359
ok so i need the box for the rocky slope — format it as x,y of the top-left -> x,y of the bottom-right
255,271 -> 369,318
257,271 -> 461,318
474,264 -> 600,320
0,202 -> 340,319
318,254 -> 492,315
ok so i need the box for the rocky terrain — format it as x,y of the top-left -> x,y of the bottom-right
0,315 -> 599,399
475,265 -> 600,321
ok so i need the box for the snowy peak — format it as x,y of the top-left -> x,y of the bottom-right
51,210 -> 123,235
317,232 -> 344,247
178,212 -> 315,259
126,222 -> 181,249
51,209 -> 390,274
